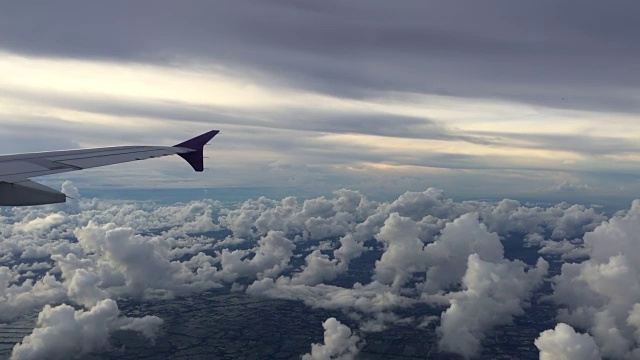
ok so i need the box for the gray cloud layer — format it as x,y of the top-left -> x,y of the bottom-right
2,1 -> 640,203
2,0 -> 639,112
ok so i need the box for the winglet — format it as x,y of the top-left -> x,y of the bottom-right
173,130 -> 219,172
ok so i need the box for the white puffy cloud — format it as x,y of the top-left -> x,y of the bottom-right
301,318 -> 363,360
221,189 -> 377,242
525,234 -> 589,260
0,266 -> 66,322
0,182 -> 616,358
373,211 -> 505,292
59,222 -> 222,302
60,180 -> 81,213
373,212 -> 428,288
551,200 -> 640,359
289,232 -> 369,287
437,254 -> 548,358
246,277 -> 416,324
550,204 -> 606,240
479,200 -> 605,239
421,212 -> 505,294
13,213 -> 68,234
535,323 -> 601,360
215,230 -> 295,282
248,211 -> 549,355
289,250 -> 341,286
11,299 -> 162,360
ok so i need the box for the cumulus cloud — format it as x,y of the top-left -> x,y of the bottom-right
372,211 -> 504,292
0,266 -> 66,323
535,323 -> 601,360
373,212 -> 429,288
289,250 -> 342,286
246,277 -> 415,317
551,200 -> 640,359
57,222 -> 222,303
437,254 -> 548,358
221,189 -> 376,241
550,204 -> 606,240
301,318 -> 363,360
246,206 -> 549,354
11,299 -> 162,360
0,183 -> 618,358
216,230 -> 295,282
421,213 -> 505,294
60,180 -> 81,213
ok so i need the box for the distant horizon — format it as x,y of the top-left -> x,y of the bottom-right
71,183 -> 634,215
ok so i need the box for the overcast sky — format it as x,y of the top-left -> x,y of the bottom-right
1,0 -> 639,205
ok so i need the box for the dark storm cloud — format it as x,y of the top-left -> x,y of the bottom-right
2,0 -> 640,112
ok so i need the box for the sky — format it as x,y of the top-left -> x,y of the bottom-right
6,3 -> 640,358
1,0 -> 640,205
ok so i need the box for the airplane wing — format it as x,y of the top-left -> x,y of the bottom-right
0,130 -> 219,206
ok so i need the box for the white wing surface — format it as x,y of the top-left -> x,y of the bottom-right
0,130 -> 219,206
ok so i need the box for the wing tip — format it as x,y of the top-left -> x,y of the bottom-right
173,130 -> 220,172
173,130 -> 220,151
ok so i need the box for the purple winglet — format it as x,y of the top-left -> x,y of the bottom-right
173,130 -> 219,172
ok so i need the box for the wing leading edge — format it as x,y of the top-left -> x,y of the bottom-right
0,130 -> 219,206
